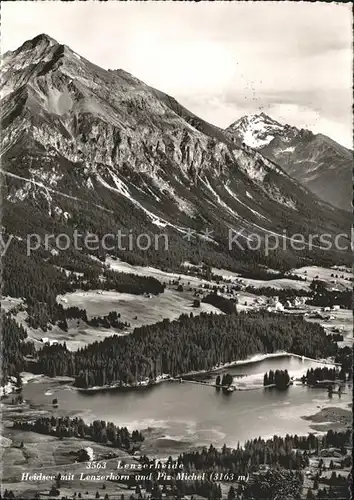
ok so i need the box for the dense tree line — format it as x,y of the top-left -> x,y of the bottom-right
31,310 -> 339,388
2,154 -> 352,342
215,373 -> 233,388
240,269 -> 306,282
316,484 -> 351,500
327,332 -> 344,342
245,285 -> 308,299
301,367 -> 343,385
0,490 -> 16,499
263,369 -> 290,389
1,240 -> 163,331
1,428 -> 350,499
62,306 -> 89,321
69,268 -> 165,296
307,281 -> 351,309
322,429 -> 351,449
2,238 -> 350,339
2,240 -> 75,330
139,430 -> 350,478
13,416 -> 144,451
202,292 -> 237,314
57,307 -> 128,331
0,313 -> 35,384
245,279 -> 351,309
335,346 -> 352,378
87,311 -> 129,330
244,469 -> 303,500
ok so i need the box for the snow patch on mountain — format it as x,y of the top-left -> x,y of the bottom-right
29,167 -> 63,187
149,172 -> 195,217
224,184 -> 269,221
243,130 -> 274,148
266,184 -> 297,210
228,113 -> 285,149
108,170 -> 131,198
97,172 -> 168,228
232,149 -> 267,183
201,177 -> 240,221
54,206 -> 71,220
2,32 -> 350,245
136,182 -> 161,202
280,146 -> 295,153
0,85 -> 14,99
8,184 -> 32,203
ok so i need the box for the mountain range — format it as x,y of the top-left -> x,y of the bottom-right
1,34 -> 351,280
226,113 -> 352,211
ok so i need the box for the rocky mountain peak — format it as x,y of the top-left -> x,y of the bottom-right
226,113 -> 289,148
1,34 -> 65,96
3,33 -> 60,62
226,113 -> 351,211
1,33 -> 351,254
21,33 -> 59,50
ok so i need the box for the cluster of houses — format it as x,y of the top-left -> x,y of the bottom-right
323,305 -> 341,311
307,305 -> 342,322
261,296 -> 307,312
265,299 -> 285,312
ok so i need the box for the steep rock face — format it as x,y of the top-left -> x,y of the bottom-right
1,37 -> 274,193
227,113 -> 299,149
226,113 -> 352,211
261,133 -> 352,212
1,34 -> 351,270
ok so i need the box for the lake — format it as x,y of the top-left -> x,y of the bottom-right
22,355 -> 351,456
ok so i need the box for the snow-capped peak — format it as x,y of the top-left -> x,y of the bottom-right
226,113 -> 291,149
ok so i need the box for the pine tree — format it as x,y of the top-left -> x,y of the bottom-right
228,485 -> 236,499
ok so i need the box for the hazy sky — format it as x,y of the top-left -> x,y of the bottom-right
2,1 -> 352,147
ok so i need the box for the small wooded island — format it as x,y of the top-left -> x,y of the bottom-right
263,369 -> 291,389
215,373 -> 234,392
301,367 -> 347,386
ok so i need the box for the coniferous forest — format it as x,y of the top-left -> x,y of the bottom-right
175,430 -> 352,472
263,369 -> 291,389
1,239 -> 164,330
30,311 -> 338,388
302,367 -> 340,385
13,416 -> 144,451
1,314 -> 35,383
202,293 -> 238,314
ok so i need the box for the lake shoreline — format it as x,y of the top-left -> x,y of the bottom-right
7,357 -> 351,461
301,406 -> 352,432
77,351 -> 339,393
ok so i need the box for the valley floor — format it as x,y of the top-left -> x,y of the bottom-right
1,263 -> 352,499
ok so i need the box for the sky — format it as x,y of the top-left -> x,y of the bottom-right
1,1 -> 353,148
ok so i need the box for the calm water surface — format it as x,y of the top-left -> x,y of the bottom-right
23,355 -> 351,455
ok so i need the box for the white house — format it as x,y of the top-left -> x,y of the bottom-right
85,447 -> 94,461
41,338 -> 58,346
